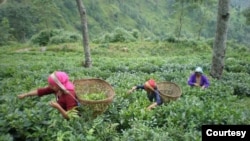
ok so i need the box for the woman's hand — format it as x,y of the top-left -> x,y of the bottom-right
194,83 -> 200,87
49,101 -> 60,109
17,93 -> 27,99
127,86 -> 136,94
50,101 -> 69,119
146,102 -> 157,111
146,106 -> 152,111
201,86 -> 206,89
17,90 -> 38,99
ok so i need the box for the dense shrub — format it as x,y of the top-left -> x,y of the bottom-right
119,123 -> 171,141
30,29 -> 81,46
131,29 -> 140,39
222,72 -> 250,96
0,17 -> 13,46
30,29 -> 61,46
49,33 -> 81,45
233,84 -> 250,96
93,27 -> 137,43
112,28 -> 136,43
163,36 -> 178,43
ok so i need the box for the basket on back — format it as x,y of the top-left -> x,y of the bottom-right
157,81 -> 182,103
73,78 -> 115,117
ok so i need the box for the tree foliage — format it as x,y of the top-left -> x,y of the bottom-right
30,29 -> 81,46
0,0 -> 249,45
0,2 -> 38,42
0,17 -> 13,45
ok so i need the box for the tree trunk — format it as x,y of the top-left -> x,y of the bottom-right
177,1 -> 184,39
76,0 -> 92,67
210,0 -> 230,79
197,9 -> 205,40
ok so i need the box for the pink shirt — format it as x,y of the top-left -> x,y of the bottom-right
37,86 -> 77,111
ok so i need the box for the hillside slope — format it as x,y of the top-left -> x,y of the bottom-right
0,0 -> 249,45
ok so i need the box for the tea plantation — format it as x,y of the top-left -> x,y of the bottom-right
0,40 -> 250,141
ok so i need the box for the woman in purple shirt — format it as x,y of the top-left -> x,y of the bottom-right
188,67 -> 210,89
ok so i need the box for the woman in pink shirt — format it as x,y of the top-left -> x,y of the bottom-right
18,71 -> 79,119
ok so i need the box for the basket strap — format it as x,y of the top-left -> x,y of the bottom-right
67,92 -> 80,106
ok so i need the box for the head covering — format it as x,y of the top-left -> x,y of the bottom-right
194,67 -> 203,74
144,79 -> 157,91
48,71 -> 74,94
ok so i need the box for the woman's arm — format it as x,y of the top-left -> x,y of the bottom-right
18,90 -> 38,99
18,87 -> 54,99
147,90 -> 162,111
127,86 -> 137,94
127,85 -> 144,94
187,74 -> 196,86
202,75 -> 210,88
188,74 -> 201,87
50,101 -> 69,119
154,90 -> 162,105
146,102 -> 157,111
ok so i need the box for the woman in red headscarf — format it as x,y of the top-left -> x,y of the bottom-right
18,71 -> 79,119
128,79 -> 163,110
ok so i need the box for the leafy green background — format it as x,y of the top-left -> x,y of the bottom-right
0,39 -> 250,140
0,0 -> 250,140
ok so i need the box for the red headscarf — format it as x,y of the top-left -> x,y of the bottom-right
144,79 -> 157,91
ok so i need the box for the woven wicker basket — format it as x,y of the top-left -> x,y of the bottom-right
157,81 -> 182,103
73,78 -> 115,116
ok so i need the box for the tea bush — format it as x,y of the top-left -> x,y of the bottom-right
0,40 -> 250,140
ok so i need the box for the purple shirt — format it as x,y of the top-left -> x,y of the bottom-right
188,73 -> 210,88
